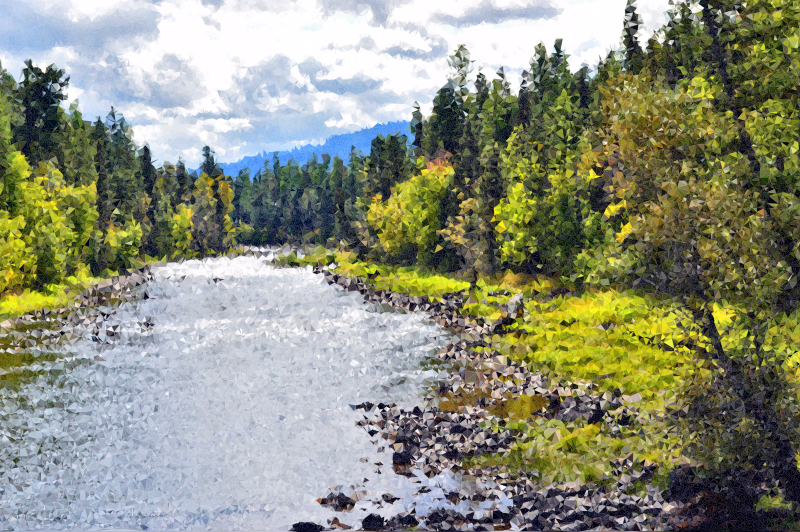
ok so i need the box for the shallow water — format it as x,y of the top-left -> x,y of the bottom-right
0,255 -> 484,531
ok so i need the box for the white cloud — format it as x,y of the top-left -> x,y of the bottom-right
0,0 -> 674,166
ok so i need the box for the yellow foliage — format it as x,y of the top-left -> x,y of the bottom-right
103,220 -> 143,269
367,163 -> 453,262
1,154 -> 98,288
170,204 -> 196,259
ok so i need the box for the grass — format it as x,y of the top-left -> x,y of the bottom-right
323,255 -> 800,507
330,261 -> 470,299
0,254 -> 176,323
0,267 -> 108,321
458,287 -> 703,494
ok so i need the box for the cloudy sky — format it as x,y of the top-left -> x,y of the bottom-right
0,0 -> 674,166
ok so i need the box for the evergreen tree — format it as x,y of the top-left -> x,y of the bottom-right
104,107 -> 144,225
528,42 -> 552,105
423,48 -> 469,162
251,160 -> 279,245
514,74 -> 531,130
61,101 -> 97,185
575,65 -> 592,121
663,1 -> 704,81
621,0 -> 645,74
591,50 -> 623,93
549,39 -> 573,92
474,72 -> 490,111
89,119 -> 113,275
193,145 -> 229,253
175,157 -> 191,206
642,33 -> 662,80
139,144 -> 159,256
473,69 -> 519,274
363,133 -> 413,201
12,60 -> 70,168
0,60 -> 21,184
410,102 -> 424,158
150,161 -> 179,258
232,168 -> 253,225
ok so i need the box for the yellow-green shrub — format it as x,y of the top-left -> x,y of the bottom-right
493,180 -> 540,264
8,156 -> 97,288
190,172 -> 236,254
367,162 -> 453,263
104,220 -> 143,269
0,212 -> 28,293
493,119 -> 588,276
170,204 -> 196,259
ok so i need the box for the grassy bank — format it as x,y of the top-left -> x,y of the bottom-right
0,256 -> 171,322
281,247 -> 800,521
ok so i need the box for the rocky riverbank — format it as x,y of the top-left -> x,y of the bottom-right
299,267 -> 795,532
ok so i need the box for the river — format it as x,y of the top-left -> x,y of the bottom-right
0,255 -> 472,531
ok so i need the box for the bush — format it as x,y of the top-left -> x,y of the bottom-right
104,220 -> 143,269
494,124 -> 588,276
367,161 -> 453,264
170,204 -> 196,259
0,212 -> 28,293
3,150 -> 105,286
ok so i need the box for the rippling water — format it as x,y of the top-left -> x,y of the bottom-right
0,256 -> 463,531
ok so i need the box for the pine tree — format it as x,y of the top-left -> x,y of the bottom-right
89,119 -> 113,275
139,144 -> 159,256
232,168 -> 253,225
62,101 -> 97,185
104,107 -> 144,225
150,161 -> 179,258
175,157 -> 191,206
12,60 -> 70,168
193,145 -> 229,253
549,39 -> 573,91
664,1 -> 704,81
428,45 -> 473,163
591,50 -> 623,93
474,69 -> 519,274
344,146 -> 369,255
575,65 -> 592,111
251,160 -> 280,245
642,34 -> 661,80
0,60 -> 21,185
363,133 -> 411,202
528,42 -> 553,105
410,102 -> 424,158
515,74 -> 531,130
621,0 -> 645,74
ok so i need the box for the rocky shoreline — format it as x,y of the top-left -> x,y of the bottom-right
303,267 -> 796,532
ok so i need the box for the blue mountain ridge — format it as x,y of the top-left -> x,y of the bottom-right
189,120 -> 413,177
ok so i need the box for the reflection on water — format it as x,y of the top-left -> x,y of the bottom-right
0,256 -> 456,531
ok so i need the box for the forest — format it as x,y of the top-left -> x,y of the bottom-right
2,0 -> 800,521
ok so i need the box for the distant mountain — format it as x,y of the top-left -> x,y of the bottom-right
191,120 -> 413,177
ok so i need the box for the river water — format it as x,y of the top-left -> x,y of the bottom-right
0,255 -> 477,531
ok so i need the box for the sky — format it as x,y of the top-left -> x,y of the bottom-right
0,0 -> 675,166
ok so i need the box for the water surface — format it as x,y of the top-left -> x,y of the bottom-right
0,256 -> 463,531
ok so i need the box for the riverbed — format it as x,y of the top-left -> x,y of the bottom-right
0,255 -> 470,531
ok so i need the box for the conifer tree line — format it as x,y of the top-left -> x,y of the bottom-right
2,0 -> 800,507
